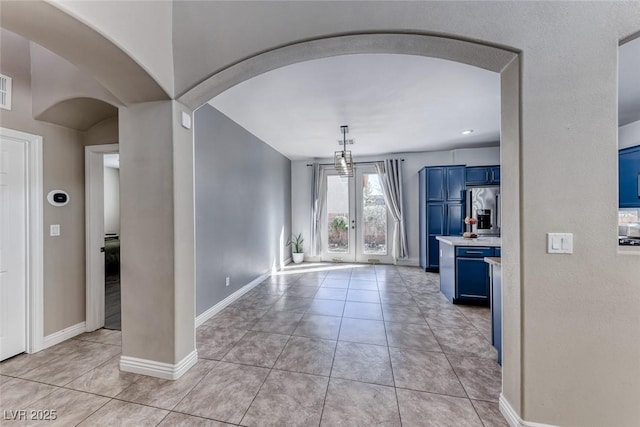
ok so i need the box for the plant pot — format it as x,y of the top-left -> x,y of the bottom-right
292,252 -> 304,264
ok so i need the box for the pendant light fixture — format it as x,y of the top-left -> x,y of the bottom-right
334,125 -> 354,177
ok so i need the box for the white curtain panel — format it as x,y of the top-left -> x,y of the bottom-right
375,159 -> 408,259
310,163 -> 326,256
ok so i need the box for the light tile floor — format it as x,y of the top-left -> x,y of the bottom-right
0,264 -> 508,426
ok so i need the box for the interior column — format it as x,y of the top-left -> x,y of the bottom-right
118,100 -> 196,379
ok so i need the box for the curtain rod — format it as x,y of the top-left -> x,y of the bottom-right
306,159 -> 404,167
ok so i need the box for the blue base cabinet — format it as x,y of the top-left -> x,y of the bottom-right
419,166 -> 466,271
619,146 -> 640,208
439,245 -> 497,305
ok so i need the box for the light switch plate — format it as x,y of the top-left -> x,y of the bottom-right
50,224 -> 60,237
547,233 -> 573,254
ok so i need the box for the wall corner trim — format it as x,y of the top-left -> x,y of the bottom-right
499,394 -> 559,427
43,321 -> 86,349
120,350 -> 198,381
195,270 -> 271,328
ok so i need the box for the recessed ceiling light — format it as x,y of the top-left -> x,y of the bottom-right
461,129 -> 474,135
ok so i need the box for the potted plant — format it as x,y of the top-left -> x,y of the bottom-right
287,233 -> 305,263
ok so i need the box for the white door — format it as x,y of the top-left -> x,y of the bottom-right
354,166 -> 393,264
0,137 -> 27,361
321,166 -> 394,264
321,170 -> 356,262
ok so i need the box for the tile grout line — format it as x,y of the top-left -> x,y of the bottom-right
318,271 -> 349,427
442,350 -> 486,425
236,315 -> 298,426
4,265 -> 501,426
168,360 -> 220,414
70,394 -> 113,426
384,272 -> 405,426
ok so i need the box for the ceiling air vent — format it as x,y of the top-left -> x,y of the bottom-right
0,74 -> 12,110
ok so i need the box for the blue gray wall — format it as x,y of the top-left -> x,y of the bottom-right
194,104 -> 291,316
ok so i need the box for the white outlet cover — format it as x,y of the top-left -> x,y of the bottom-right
50,224 -> 60,236
181,111 -> 191,129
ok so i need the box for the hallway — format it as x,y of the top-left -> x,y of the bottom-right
0,265 -> 505,426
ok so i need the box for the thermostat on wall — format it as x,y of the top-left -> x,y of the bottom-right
47,190 -> 69,207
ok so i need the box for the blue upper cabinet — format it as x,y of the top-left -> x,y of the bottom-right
466,166 -> 500,186
446,166 -> 466,201
426,167 -> 446,201
490,166 -> 500,184
619,146 -> 640,208
466,167 -> 490,185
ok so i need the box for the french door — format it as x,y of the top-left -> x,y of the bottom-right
321,165 -> 393,264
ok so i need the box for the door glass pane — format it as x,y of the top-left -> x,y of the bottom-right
362,173 -> 387,255
327,175 -> 349,253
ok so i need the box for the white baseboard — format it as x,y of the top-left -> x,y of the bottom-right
43,321 -> 86,349
120,349 -> 198,380
282,257 -> 292,266
500,394 -> 558,427
195,270 -> 271,328
395,257 -> 419,267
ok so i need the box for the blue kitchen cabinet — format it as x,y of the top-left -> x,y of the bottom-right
466,165 -> 500,186
456,257 -> 490,302
619,146 -> 640,208
490,166 -> 501,184
424,202 -> 464,270
419,166 -> 466,271
426,204 -> 445,269
446,167 -> 466,201
447,203 -> 465,236
426,167 -> 445,201
465,167 -> 490,186
438,243 -> 496,305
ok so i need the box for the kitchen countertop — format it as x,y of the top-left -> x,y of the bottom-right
484,257 -> 502,265
435,236 -> 501,247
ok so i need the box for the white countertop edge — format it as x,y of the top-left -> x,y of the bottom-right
435,236 -> 502,247
484,257 -> 502,266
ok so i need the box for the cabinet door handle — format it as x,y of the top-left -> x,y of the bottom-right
465,250 -> 484,254
637,172 -> 639,199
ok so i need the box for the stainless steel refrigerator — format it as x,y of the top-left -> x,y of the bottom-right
466,186 -> 500,236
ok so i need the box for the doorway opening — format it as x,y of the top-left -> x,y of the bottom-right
85,144 -> 120,332
321,164 -> 393,264
103,153 -> 120,330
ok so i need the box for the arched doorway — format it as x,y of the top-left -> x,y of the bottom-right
180,32 -> 523,418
